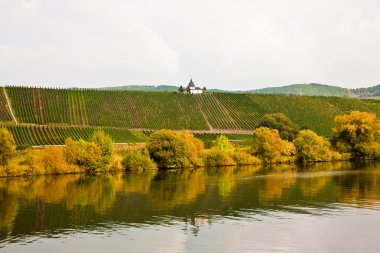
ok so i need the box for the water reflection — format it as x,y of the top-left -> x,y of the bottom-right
1,161 -> 380,249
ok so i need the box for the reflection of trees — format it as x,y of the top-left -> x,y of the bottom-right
207,167 -> 237,199
0,188 -> 18,236
257,171 -> 297,202
335,165 -> 380,207
120,171 -> 157,195
1,162 -> 380,240
65,174 -> 124,214
298,176 -> 330,197
150,169 -> 206,209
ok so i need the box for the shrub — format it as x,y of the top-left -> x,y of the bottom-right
294,130 -> 337,162
147,130 -> 204,168
232,150 -> 261,165
64,138 -> 102,170
203,147 -> 236,167
122,150 -> 157,171
0,128 -> 15,165
251,127 -> 296,163
215,135 -> 233,152
39,147 -> 75,174
91,130 -> 113,166
256,113 -> 300,141
332,111 -> 380,159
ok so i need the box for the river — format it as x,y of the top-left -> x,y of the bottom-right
1,161 -> 380,252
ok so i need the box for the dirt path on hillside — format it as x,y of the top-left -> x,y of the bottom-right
13,123 -> 253,134
3,87 -> 18,124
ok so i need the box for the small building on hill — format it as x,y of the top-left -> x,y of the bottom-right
186,79 -> 203,94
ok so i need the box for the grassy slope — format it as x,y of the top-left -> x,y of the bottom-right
3,87 -> 380,141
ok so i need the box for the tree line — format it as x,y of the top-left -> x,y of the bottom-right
0,111 -> 380,176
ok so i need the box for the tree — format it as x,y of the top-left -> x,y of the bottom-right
202,86 -> 207,92
91,130 -> 113,166
0,128 -> 15,165
256,113 -> 300,141
203,135 -> 235,167
64,138 -> 102,170
332,111 -> 380,159
147,130 -> 204,168
215,135 -> 233,152
178,86 -> 185,93
251,127 -> 295,163
294,130 -> 337,162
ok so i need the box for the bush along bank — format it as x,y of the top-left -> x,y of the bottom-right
1,111 -> 380,177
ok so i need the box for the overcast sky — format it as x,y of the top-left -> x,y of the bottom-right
1,0 -> 380,90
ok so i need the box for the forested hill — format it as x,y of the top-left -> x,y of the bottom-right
252,83 -> 380,98
1,87 -> 380,138
102,83 -> 380,98
352,84 -> 380,97
251,83 -> 350,97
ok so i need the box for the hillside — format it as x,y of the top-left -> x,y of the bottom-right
352,84 -> 380,97
252,83 -> 380,98
1,86 -> 380,144
252,83 -> 350,97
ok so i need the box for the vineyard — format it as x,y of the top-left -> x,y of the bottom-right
0,124 -> 149,146
2,86 -> 380,146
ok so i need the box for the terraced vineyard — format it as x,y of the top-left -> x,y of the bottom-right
6,87 -> 209,129
0,124 -> 148,146
3,86 -> 380,145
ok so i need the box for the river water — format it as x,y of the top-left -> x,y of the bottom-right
1,161 -> 380,252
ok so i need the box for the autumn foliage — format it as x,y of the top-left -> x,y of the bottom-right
251,127 -> 296,163
332,111 -> 380,159
147,130 -> 204,168
294,130 -> 340,162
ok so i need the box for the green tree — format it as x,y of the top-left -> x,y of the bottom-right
251,127 -> 295,163
0,128 -> 15,165
216,135 -> 233,152
178,86 -> 185,93
294,130 -> 338,162
203,135 -> 236,167
332,111 -> 380,159
91,130 -> 113,166
147,130 -> 204,168
256,113 -> 300,141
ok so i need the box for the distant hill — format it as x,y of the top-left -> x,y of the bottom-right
251,83 -> 350,97
103,85 -> 178,92
352,84 -> 380,97
102,83 -> 380,98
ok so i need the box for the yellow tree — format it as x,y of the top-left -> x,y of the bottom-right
333,111 -> 380,159
251,127 -> 295,163
294,130 -> 337,162
0,128 -> 15,165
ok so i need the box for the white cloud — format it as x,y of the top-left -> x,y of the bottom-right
0,0 -> 379,89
